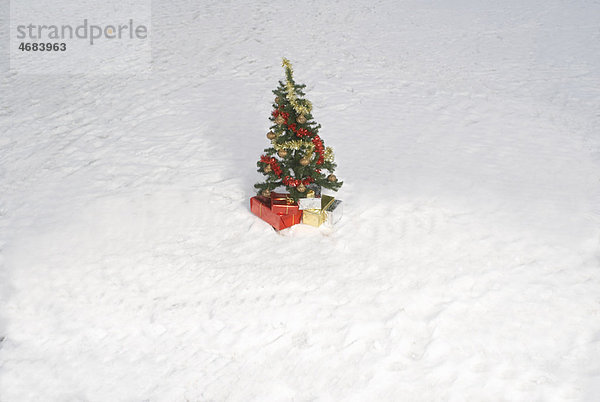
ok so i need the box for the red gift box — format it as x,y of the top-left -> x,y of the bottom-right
270,192 -> 299,215
250,196 -> 301,231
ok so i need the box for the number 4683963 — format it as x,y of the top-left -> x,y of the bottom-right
19,42 -> 66,51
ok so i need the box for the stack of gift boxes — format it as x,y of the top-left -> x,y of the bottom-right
250,184 -> 343,230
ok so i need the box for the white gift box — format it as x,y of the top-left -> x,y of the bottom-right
298,197 -> 322,210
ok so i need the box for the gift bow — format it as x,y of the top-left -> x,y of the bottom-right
273,195 -> 294,205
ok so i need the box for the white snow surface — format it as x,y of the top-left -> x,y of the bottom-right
2,0 -> 600,400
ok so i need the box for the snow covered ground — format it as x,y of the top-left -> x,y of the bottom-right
1,0 -> 600,400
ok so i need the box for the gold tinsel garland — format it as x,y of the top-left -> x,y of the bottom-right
271,140 -> 335,164
274,59 -> 337,166
323,146 -> 334,163
273,139 -> 314,153
282,58 -> 312,116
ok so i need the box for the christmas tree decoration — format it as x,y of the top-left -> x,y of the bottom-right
281,58 -> 313,116
305,183 -> 321,198
254,58 -> 343,202
261,189 -> 271,197
273,140 -> 314,153
323,147 -> 335,163
275,115 -> 285,125
263,164 -> 272,173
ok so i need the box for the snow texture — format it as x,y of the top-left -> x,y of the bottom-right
1,0 -> 600,400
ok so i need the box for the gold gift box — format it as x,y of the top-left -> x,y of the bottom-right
302,195 -> 335,227
302,208 -> 325,227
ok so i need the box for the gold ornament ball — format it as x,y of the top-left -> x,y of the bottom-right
328,174 -> 337,182
297,184 -> 306,193
275,115 -> 285,125
275,96 -> 281,104
261,189 -> 271,197
299,157 -> 310,166
297,114 -> 307,124
277,149 -> 288,158
263,164 -> 272,173
266,131 -> 276,140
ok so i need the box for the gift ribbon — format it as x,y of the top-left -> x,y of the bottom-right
274,203 -> 299,214
272,193 -> 297,215
273,196 -> 294,205
257,200 -> 270,218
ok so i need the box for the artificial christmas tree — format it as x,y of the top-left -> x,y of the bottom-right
254,58 -> 343,202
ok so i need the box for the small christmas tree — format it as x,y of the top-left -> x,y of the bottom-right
254,58 -> 343,201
